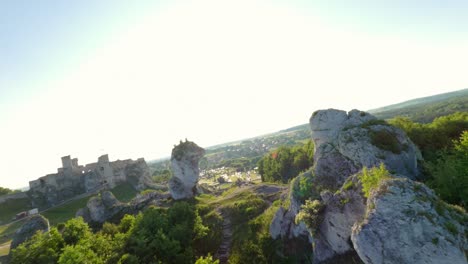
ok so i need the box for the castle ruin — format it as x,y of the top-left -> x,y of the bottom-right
29,154 -> 152,208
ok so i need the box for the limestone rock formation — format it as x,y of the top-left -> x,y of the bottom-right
169,140 -> 205,200
269,173 -> 313,241
313,175 -> 366,263
77,190 -> 169,227
271,109 -> 466,264
352,178 -> 467,264
310,109 -> 421,189
77,191 -> 122,225
10,214 -> 50,250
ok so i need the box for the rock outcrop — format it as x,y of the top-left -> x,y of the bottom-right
269,172 -> 314,242
169,140 -> 205,200
310,109 -> 421,189
76,191 -> 122,225
10,214 -> 50,250
271,109 -> 466,264
352,178 -> 467,264
77,190 -> 169,227
313,175 -> 367,263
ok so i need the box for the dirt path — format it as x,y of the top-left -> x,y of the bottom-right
212,183 -> 288,263
215,210 -> 233,264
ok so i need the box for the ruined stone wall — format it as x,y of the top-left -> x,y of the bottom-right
28,155 -> 152,208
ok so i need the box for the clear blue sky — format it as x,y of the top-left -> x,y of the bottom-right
1,0 -> 467,188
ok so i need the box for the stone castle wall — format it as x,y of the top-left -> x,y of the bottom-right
28,154 -> 151,208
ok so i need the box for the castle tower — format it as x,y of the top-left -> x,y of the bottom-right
61,155 -> 72,169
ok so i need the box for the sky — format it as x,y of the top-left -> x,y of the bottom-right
1,0 -> 467,189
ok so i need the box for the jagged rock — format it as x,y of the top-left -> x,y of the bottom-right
310,109 -> 421,190
270,207 -> 285,239
169,140 -> 205,200
269,173 -> 313,241
10,215 -> 50,250
313,175 -> 366,263
351,178 -> 468,264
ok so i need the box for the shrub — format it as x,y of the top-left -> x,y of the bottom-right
343,180 -> 354,191
195,254 -> 220,264
444,222 -> 458,235
370,129 -> 402,154
295,199 -> 325,235
359,163 -> 391,198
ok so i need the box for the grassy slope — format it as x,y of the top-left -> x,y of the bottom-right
41,196 -> 91,226
196,183 -> 312,263
0,241 -> 9,257
0,198 -> 33,225
110,182 -> 138,203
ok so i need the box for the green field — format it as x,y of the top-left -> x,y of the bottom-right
0,198 -> 32,225
111,182 -> 138,203
0,241 -> 11,257
42,196 -> 91,226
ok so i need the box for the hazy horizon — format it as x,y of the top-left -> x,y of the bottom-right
1,0 -> 468,189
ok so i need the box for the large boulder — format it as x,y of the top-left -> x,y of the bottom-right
124,159 -> 155,190
351,178 -> 467,264
76,191 -> 123,225
10,214 -> 50,250
169,140 -> 205,200
310,109 -> 421,190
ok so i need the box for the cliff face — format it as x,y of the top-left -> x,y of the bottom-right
272,109 -> 467,264
169,140 -> 205,200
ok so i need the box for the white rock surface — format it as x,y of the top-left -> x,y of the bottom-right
310,109 -> 421,190
169,140 -> 205,200
352,179 -> 467,264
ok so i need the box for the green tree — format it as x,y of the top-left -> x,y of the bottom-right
258,140 -> 314,183
62,217 -> 92,245
126,202 -> 201,264
0,186 -> 15,196
11,227 -> 64,264
58,243 -> 103,264
195,254 -> 220,264
427,131 -> 468,206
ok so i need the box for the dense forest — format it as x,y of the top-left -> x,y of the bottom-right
389,112 -> 468,206
371,88 -> 468,122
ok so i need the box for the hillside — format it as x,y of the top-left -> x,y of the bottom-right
4,108 -> 466,264
369,88 -> 468,122
148,88 -> 468,173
